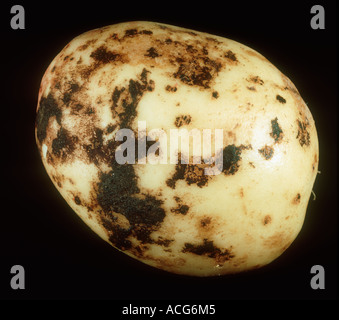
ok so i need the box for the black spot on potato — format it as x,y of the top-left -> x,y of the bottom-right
166,159 -> 209,189
36,93 -> 62,144
222,144 -> 251,175
97,163 -> 166,249
200,217 -> 211,227
74,196 -> 82,205
83,127 -> 108,165
62,82 -> 80,106
155,237 -> 174,247
276,94 -> 286,104
90,45 -> 121,64
258,145 -> 274,160
263,215 -> 272,225
247,76 -> 264,85
102,215 -> 133,250
51,127 -> 77,160
124,28 -> 138,37
173,55 -> 222,89
292,193 -> 301,205
175,115 -> 192,127
111,68 -> 153,128
182,239 -> 234,263
224,50 -> 238,62
145,47 -> 160,58
140,30 -> 153,35
270,118 -> 283,143
296,120 -> 310,147
106,124 -> 117,133
165,85 -> 177,92
186,44 -> 197,53
171,204 -> 189,215
212,91 -> 219,99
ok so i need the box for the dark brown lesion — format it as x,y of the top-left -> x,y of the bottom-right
75,45 -> 125,79
77,39 -> 98,52
222,144 -> 251,175
165,85 -> 177,92
175,115 -> 192,127
166,156 -> 209,189
224,50 -> 238,63
200,217 -> 212,228
263,215 -> 272,225
51,127 -> 78,160
90,45 -> 121,64
296,119 -> 310,147
97,165 -> 166,251
123,28 -> 153,38
292,193 -> 301,205
111,68 -> 154,128
90,68 -> 164,250
270,118 -> 283,143
82,127 -> 110,166
247,75 -> 264,85
36,93 -> 62,144
276,94 -> 286,104
212,91 -> 219,99
258,145 -> 274,160
173,54 -> 222,89
171,196 -> 189,215
171,204 -> 189,215
182,239 -> 234,264
74,196 -> 82,205
62,82 -> 81,106
51,174 -> 63,188
145,47 -> 160,58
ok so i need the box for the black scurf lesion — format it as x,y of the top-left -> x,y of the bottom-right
182,239 -> 234,263
224,50 -> 238,62
166,161 -> 209,189
222,144 -> 250,175
83,127 -> 112,166
137,136 -> 160,160
111,68 -> 154,128
145,47 -> 160,58
270,118 -> 283,143
175,115 -> 192,127
173,55 -> 222,89
171,204 -> 189,215
276,94 -> 286,104
90,45 -> 121,64
296,120 -> 310,147
258,145 -> 274,160
62,82 -> 81,106
36,93 -> 62,144
96,164 -> 166,250
51,127 -> 77,159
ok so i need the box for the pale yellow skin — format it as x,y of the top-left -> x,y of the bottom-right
35,21 -> 319,276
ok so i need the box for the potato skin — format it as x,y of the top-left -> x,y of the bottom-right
35,21 -> 319,276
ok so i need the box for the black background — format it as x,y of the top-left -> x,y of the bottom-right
0,0 -> 337,302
